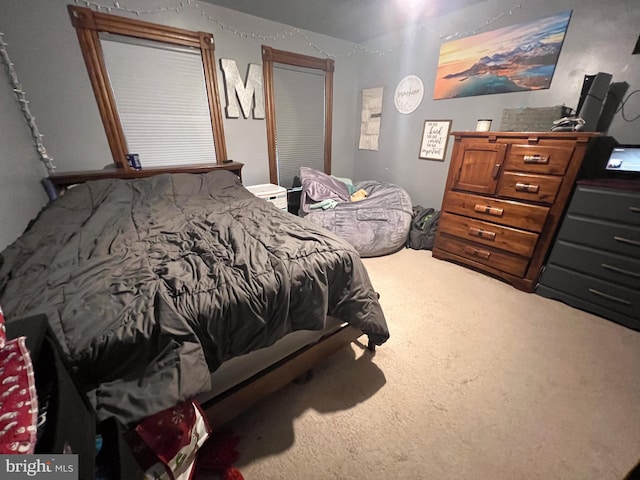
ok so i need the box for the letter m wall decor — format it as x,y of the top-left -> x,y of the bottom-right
220,59 -> 265,119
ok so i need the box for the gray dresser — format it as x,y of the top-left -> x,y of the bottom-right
536,179 -> 640,331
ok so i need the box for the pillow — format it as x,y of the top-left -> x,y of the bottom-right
300,167 -> 351,203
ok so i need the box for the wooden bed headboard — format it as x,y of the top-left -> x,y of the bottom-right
47,162 -> 244,194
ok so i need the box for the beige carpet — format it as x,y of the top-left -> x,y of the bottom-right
225,249 -> 640,480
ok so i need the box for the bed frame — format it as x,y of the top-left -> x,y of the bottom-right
202,324 -> 364,428
47,163 -> 375,428
47,162 -> 246,192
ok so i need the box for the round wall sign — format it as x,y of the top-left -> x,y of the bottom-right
394,75 -> 424,114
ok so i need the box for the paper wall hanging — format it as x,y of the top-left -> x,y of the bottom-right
359,87 -> 384,150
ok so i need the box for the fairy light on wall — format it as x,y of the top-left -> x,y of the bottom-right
71,0 -> 524,58
0,0 -> 526,175
0,32 -> 55,174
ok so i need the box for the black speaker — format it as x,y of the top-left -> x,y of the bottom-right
577,72 -> 612,131
575,74 -> 595,114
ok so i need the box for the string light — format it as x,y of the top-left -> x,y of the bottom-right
0,32 -> 55,174
72,0 -> 524,58
0,0 -> 527,175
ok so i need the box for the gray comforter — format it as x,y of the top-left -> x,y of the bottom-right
0,170 -> 389,424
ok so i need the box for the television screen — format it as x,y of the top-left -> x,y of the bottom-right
605,146 -> 640,173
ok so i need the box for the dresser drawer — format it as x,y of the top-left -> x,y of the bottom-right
539,265 -> 640,319
443,191 -> 549,232
497,172 -> 562,204
558,215 -> 640,259
505,144 -> 574,175
546,240 -> 640,291
439,211 -> 539,257
437,234 -> 529,277
568,185 -> 640,225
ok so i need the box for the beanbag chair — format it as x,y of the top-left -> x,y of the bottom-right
299,167 -> 413,257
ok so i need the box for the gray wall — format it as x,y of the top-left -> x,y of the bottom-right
0,51 -> 49,250
354,0 -> 640,208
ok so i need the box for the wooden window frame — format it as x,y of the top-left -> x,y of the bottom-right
68,5 -> 227,170
262,46 -> 334,185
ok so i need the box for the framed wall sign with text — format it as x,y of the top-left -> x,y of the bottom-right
419,120 -> 452,161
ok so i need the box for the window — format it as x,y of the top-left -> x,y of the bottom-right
262,46 -> 334,188
68,6 -> 227,170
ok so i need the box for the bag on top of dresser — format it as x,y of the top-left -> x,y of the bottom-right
407,206 -> 441,250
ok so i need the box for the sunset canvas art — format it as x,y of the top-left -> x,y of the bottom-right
434,10 -> 572,100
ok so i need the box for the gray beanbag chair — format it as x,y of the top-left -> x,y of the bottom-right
299,167 -> 413,257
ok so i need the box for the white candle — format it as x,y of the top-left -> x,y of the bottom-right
476,119 -> 492,132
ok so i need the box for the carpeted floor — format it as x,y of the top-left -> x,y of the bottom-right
223,249 -> 640,480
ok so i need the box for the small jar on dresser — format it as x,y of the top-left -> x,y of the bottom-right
537,179 -> 640,331
432,131 -> 599,292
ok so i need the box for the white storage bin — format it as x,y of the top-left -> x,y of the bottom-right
245,183 -> 288,211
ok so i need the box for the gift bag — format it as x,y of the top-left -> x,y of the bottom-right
0,306 -> 39,455
125,400 -> 211,480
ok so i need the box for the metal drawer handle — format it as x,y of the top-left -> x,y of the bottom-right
474,204 -> 504,217
515,182 -> 540,193
602,263 -> 640,279
588,288 -> 632,306
614,236 -> 640,247
463,245 -> 491,259
630,206 -> 640,214
468,226 -> 496,240
523,154 -> 549,164
492,163 -> 502,179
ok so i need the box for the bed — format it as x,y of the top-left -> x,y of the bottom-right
0,166 -> 389,427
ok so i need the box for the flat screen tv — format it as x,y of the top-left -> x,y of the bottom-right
604,145 -> 640,178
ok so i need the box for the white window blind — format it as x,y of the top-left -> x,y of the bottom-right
273,64 -> 325,188
100,34 -> 216,168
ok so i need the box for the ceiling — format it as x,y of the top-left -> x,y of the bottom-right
200,0 -> 486,44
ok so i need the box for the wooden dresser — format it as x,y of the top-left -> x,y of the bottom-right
536,179 -> 640,330
432,131 -> 598,292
